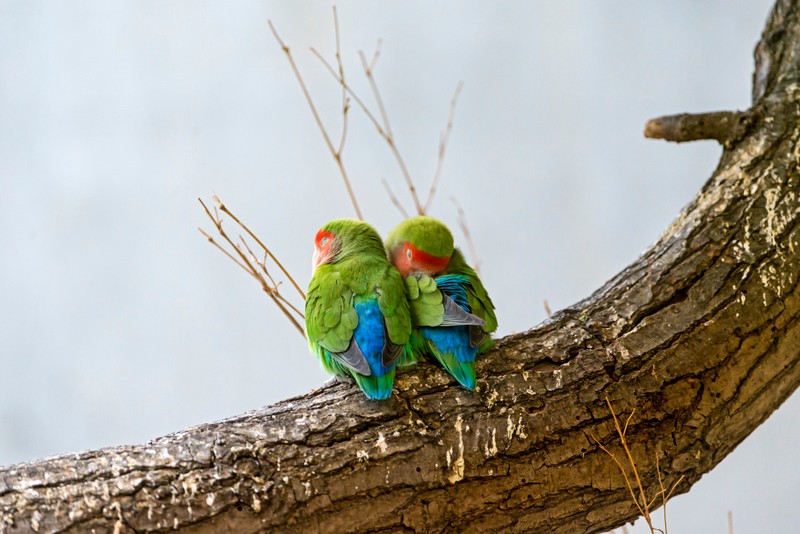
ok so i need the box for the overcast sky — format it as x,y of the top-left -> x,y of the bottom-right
0,1 -> 788,532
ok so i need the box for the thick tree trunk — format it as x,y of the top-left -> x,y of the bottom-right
3,2 -> 800,533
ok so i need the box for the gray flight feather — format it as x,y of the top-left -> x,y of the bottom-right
331,337 -> 372,376
440,294 -> 486,327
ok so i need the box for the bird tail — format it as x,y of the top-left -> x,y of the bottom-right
352,368 -> 396,400
397,333 -> 426,368
430,345 -> 476,390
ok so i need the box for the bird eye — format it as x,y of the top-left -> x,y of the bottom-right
320,236 -> 328,247
406,249 -> 412,259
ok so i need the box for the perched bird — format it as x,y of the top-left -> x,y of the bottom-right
305,219 -> 412,400
386,216 -> 497,390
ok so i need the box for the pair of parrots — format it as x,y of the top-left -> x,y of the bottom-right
305,216 -> 497,400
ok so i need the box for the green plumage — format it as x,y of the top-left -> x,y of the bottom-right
386,216 -> 498,388
385,215 -> 454,257
445,248 -> 498,350
404,274 -> 445,327
305,219 -> 412,399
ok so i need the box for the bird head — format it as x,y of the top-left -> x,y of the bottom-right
312,219 -> 385,271
386,216 -> 454,277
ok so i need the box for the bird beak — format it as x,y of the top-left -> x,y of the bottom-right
312,248 -> 333,270
312,248 -> 322,270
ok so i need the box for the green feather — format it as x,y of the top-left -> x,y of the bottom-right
352,367 -> 396,400
305,219 -> 412,397
445,248 -> 498,342
385,216 -> 454,257
406,273 -> 445,327
429,343 -> 476,390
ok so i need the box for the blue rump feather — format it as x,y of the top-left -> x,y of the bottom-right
353,299 -> 392,376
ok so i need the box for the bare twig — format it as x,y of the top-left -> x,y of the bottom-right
198,197 -> 306,338
357,48 -> 423,214
423,82 -> 464,213
333,7 -> 350,156
311,21 -> 468,220
727,511 -> 734,534
382,178 -> 410,219
268,16 -> 363,220
312,38 -> 424,215
543,299 -> 552,318
237,236 -> 305,321
450,197 -> 481,274
214,195 -> 305,300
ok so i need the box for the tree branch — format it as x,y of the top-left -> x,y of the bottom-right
643,110 -> 751,146
2,1 -> 800,532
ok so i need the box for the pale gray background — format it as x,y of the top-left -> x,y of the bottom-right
0,1 -> 790,532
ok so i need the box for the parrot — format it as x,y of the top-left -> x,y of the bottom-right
385,216 -> 497,390
305,219 -> 412,400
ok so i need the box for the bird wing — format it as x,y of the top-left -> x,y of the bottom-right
458,267 -> 498,335
305,268 -> 369,374
375,265 -> 412,367
404,273 -> 445,327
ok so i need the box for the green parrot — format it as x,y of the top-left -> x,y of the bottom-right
386,216 -> 497,389
305,219 -> 412,400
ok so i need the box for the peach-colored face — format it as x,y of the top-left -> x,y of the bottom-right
392,241 -> 450,277
312,229 -> 336,270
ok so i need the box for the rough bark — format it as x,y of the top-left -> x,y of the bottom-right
3,2 -> 800,533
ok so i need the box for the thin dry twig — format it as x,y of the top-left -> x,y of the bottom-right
332,7 -> 350,156
382,178 -> 410,219
450,197 -> 481,274
238,235 -> 305,320
313,37 -> 424,215
423,81 -> 464,213
593,397 -> 685,534
543,299 -> 552,318
214,196 -> 305,300
268,14 -> 363,220
656,453 -> 668,533
310,13 -> 472,242
198,197 -> 306,338
592,436 -> 648,524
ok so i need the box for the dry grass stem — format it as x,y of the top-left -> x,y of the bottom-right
269,14 -> 363,220
450,197 -> 481,274
423,81 -> 464,213
543,299 -> 552,318
592,397 -> 684,534
198,197 -> 306,338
